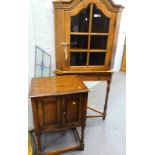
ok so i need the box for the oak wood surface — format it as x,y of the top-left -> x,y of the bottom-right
42,145 -> 81,155
70,32 -> 109,35
121,38 -> 126,72
53,0 -> 124,11
29,75 -> 89,98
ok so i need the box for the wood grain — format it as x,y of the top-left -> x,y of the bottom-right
121,38 -> 126,72
29,75 -> 89,98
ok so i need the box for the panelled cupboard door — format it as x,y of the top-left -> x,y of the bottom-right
64,1 -> 116,71
35,95 -> 85,130
62,94 -> 83,127
37,97 -> 62,129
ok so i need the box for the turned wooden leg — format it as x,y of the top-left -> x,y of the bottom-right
80,126 -> 85,150
35,131 -> 42,154
103,81 -> 111,120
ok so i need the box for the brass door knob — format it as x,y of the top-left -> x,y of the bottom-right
61,42 -> 70,60
63,112 -> 66,115
72,101 -> 76,105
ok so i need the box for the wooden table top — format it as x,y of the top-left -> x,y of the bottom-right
29,75 -> 89,98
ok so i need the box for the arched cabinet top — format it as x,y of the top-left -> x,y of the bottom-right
52,0 -> 124,12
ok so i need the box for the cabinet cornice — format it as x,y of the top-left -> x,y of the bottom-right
52,0 -> 124,12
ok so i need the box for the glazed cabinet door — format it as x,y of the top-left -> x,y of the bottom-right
62,94 -> 83,127
64,1 -> 116,71
36,97 -> 62,130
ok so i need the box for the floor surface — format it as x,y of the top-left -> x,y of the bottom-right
65,72 -> 126,155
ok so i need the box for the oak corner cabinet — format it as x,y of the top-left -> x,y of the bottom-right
52,0 -> 124,119
29,76 -> 89,155
53,0 -> 124,76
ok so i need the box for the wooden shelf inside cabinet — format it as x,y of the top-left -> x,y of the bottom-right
53,0 -> 124,120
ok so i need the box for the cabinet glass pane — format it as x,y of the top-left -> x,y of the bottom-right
70,35 -> 88,49
90,36 -> 108,49
92,4 -> 110,33
70,52 -> 87,66
71,4 -> 90,32
89,52 -> 106,65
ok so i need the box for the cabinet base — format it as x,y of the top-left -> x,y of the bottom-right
39,145 -> 81,155
34,128 -> 85,155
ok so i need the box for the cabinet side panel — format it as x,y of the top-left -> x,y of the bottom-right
31,98 -> 39,131
110,12 -> 122,69
37,98 -> 44,127
54,9 -> 65,70
121,40 -> 126,72
82,92 -> 88,126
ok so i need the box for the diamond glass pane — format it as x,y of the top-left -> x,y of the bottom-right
36,48 -> 43,65
35,65 -> 42,77
42,68 -> 50,77
43,53 -> 50,67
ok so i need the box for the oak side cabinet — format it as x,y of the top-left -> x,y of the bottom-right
29,75 -> 89,155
